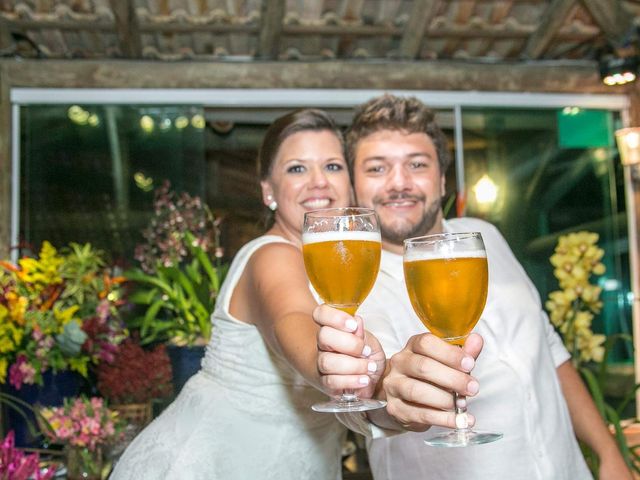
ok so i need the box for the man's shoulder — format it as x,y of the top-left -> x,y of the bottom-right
446,217 -> 502,239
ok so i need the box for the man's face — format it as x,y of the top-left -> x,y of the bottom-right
353,129 -> 445,251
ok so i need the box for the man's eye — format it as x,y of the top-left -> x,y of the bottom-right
366,165 -> 384,173
410,161 -> 428,169
287,165 -> 305,173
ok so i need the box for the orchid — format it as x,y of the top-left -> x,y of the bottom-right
545,231 -> 606,365
0,430 -> 56,480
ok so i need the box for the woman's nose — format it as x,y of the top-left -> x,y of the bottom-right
309,167 -> 329,188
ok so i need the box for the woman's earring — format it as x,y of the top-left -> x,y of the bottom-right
267,196 -> 278,211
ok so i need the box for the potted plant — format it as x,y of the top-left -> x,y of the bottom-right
545,231 -> 639,476
97,339 -> 172,430
0,241 -> 127,446
125,182 -> 225,393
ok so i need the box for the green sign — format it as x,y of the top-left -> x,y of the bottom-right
557,108 -> 613,148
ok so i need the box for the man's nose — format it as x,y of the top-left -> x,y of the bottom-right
387,164 -> 412,191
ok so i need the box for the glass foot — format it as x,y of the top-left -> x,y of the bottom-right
423,428 -> 503,447
312,398 -> 386,413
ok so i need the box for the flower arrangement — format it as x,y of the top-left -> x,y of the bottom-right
0,430 -> 56,480
545,231 -> 606,365
40,396 -> 122,451
97,339 -> 173,404
0,242 -> 127,389
126,181 -> 226,346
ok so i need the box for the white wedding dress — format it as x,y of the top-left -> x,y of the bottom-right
110,235 -> 346,480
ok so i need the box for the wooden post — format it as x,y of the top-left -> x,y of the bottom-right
0,64 -> 11,260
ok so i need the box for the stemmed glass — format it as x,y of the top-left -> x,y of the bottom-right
302,207 -> 386,413
403,232 -> 503,447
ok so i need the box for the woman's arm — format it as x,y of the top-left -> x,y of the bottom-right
238,242 -> 375,394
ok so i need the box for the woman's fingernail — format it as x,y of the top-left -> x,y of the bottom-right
367,361 -> 377,373
467,380 -> 479,395
362,345 -> 372,357
359,376 -> 370,385
455,397 -> 467,408
461,356 -> 475,372
345,319 -> 358,332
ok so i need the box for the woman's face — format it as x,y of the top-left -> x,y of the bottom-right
261,129 -> 352,238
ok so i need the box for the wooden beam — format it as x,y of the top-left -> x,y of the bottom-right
0,17 -> 14,54
109,0 -> 142,58
256,0 -> 286,59
398,0 -> 439,59
523,0 -> 576,59
0,58 -> 612,93
580,0 -> 634,47
0,63 -> 11,259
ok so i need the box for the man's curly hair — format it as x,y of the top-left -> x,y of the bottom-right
345,94 -> 451,178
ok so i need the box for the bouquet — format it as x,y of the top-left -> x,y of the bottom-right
0,241 -> 127,389
97,339 -> 173,404
39,396 -> 122,452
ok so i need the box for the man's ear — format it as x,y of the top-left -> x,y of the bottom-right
440,174 -> 446,196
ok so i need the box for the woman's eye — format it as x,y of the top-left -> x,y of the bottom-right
287,165 -> 305,173
326,163 -> 344,172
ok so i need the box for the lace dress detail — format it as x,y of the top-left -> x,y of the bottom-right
110,235 -> 346,480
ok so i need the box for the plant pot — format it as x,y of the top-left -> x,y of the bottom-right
166,344 -> 205,395
2,370 -> 82,448
66,445 -> 104,480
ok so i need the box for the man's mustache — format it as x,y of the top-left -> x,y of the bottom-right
372,193 -> 426,205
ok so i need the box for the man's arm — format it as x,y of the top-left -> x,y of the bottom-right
557,361 -> 632,480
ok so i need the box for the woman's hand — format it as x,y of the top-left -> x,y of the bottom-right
313,304 -> 386,399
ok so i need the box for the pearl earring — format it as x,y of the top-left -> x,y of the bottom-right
267,196 -> 278,211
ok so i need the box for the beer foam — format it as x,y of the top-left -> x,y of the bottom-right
302,230 -> 381,244
404,249 -> 486,262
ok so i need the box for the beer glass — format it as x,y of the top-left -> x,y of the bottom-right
303,207 -> 386,412
403,232 -> 502,446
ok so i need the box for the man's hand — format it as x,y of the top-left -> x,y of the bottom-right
381,333 -> 483,432
313,304 -> 386,399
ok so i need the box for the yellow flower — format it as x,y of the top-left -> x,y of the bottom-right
0,358 -> 7,383
17,241 -> 64,287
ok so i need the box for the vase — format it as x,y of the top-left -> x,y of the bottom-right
66,445 -> 103,480
1,370 -> 82,448
166,344 -> 205,395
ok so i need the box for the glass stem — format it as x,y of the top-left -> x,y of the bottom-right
453,391 -> 470,432
340,389 -> 357,402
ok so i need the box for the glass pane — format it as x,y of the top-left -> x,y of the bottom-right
20,105 -> 206,264
461,108 -> 632,362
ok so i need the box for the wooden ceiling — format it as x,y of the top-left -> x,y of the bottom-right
1,0 -> 639,65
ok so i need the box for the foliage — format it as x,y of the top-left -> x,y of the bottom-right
126,182 -> 225,346
545,231 -> 639,475
97,339 -> 173,404
0,430 -> 56,480
39,396 -> 123,451
0,242 -> 127,389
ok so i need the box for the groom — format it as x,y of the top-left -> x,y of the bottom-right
316,93 -> 630,479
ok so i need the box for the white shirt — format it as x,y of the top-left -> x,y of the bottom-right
341,217 -> 592,480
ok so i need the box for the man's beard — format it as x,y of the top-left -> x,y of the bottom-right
373,193 -> 442,245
